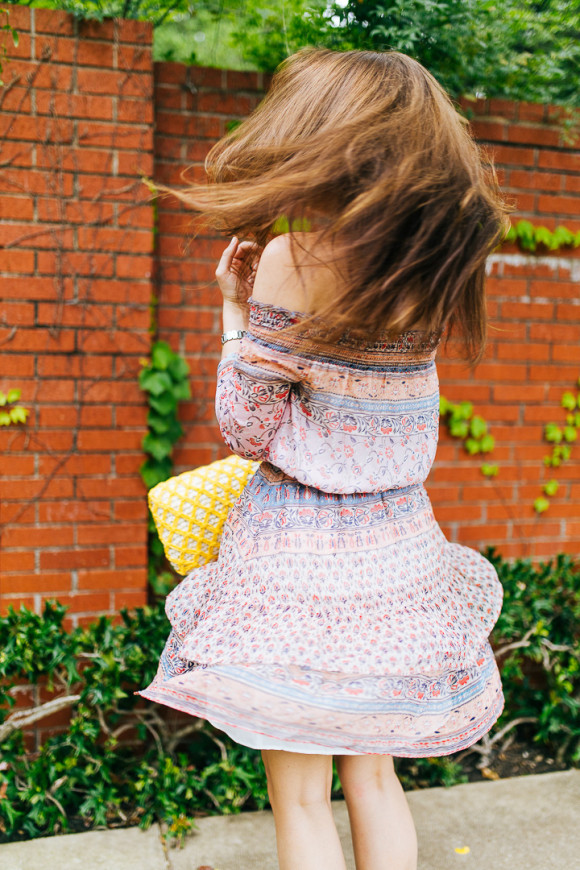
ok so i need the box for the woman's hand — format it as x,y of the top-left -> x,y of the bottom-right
215,236 -> 262,306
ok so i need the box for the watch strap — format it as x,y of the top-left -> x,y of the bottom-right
221,329 -> 246,345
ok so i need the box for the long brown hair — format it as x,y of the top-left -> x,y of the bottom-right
166,47 -> 511,364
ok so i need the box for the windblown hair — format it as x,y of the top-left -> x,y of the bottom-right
169,47 -> 511,364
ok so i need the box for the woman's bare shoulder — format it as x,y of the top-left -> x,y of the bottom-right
251,232 -> 344,313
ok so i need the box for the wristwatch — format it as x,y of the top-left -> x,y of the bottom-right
221,329 -> 246,345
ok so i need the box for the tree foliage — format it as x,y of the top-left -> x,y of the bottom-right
224,0 -> 580,106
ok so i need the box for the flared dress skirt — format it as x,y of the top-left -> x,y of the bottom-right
138,460 -> 505,756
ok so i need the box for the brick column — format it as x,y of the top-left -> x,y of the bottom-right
0,7 -> 154,625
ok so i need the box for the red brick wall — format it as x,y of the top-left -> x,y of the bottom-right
430,97 -> 580,559
1,8 -> 579,625
154,64 -> 267,470
0,8 -> 154,624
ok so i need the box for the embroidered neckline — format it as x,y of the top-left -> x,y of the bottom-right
247,295 -> 443,348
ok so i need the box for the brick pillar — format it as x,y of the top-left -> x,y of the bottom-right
0,7 -> 154,626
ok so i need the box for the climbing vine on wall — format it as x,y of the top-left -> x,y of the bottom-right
139,341 -> 191,591
503,219 -> 580,253
534,376 -> 580,514
439,396 -> 497,477
0,389 -> 29,427
0,8 -> 18,85
139,341 -> 191,489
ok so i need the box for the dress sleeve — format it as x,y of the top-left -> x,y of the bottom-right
214,300 -> 309,461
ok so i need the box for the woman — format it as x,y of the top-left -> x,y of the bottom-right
140,48 -> 510,870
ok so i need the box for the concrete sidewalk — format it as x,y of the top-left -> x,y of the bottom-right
1,769 -> 578,869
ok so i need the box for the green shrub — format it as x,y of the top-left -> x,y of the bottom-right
485,547 -> 580,764
1,549 -> 578,843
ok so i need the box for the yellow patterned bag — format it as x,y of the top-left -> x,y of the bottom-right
148,455 -> 260,576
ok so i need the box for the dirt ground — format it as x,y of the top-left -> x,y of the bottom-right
461,738 -> 570,783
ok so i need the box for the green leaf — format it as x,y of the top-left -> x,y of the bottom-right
168,356 -> 190,381
139,370 -> 173,397
465,438 -> 481,455
543,479 -> 559,497
149,391 -> 177,416
172,380 -> 191,401
9,406 -> 29,424
147,411 -> 171,434
151,342 -> 174,372
563,426 -> 577,443
142,433 -> 174,462
148,416 -> 183,443
469,415 -> 487,439
561,391 -> 577,411
457,401 -> 473,419
165,419 -> 184,443
545,423 -> 563,443
481,463 -> 499,477
0,391 -> 7,406
6,388 -> 21,403
439,395 -> 451,416
140,457 -> 172,489
551,226 -> 575,249
272,216 -> 290,235
533,496 -> 550,514
479,434 -> 495,453
449,419 -> 469,439
534,226 -> 553,248
516,220 -> 536,251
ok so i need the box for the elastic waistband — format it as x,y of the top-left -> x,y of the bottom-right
254,461 -> 425,500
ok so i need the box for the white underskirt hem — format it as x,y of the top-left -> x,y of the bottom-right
213,719 -> 362,754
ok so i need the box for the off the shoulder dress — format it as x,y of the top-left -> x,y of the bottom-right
138,296 -> 505,756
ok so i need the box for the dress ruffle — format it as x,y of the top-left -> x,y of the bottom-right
138,465 -> 504,756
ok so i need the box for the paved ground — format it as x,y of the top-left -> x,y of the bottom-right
1,769 -> 578,869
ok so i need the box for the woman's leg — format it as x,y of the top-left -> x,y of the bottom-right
261,749 -> 348,870
334,754 -> 417,870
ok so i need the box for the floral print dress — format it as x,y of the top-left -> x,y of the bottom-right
138,296 -> 504,756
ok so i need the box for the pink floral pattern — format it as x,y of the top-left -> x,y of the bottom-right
139,297 -> 504,756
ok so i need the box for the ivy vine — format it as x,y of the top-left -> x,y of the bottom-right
439,396 -> 498,477
138,341 -> 191,592
0,389 -> 29,427
503,220 -> 580,253
534,375 -> 580,514
0,8 -> 18,87
139,341 -> 190,488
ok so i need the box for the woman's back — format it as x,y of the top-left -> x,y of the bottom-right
254,232 -> 434,332
216,234 -> 443,493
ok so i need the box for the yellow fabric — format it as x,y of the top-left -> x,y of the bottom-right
148,455 -> 260,576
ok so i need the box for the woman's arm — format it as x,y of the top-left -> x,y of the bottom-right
220,300 -> 248,362
213,236 -> 307,461
215,235 -> 258,361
